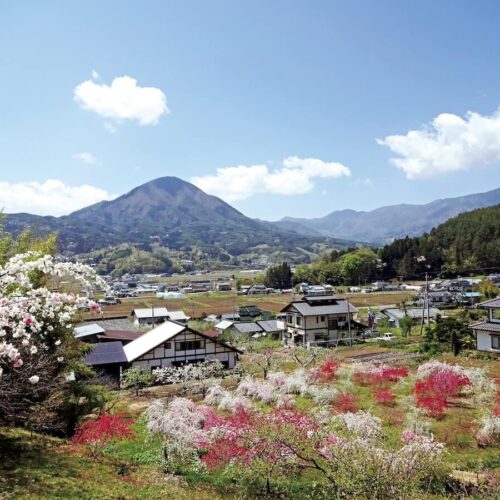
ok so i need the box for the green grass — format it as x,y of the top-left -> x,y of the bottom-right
0,426 -> 224,499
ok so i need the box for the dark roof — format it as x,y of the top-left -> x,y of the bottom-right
470,321 -> 500,333
232,322 -> 264,334
282,298 -> 357,316
478,297 -> 500,309
238,305 -> 261,316
303,295 -> 337,303
97,330 -> 144,342
256,320 -> 283,333
85,341 -> 127,366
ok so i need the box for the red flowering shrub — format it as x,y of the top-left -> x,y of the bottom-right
355,365 -> 409,386
382,367 -> 409,381
334,393 -> 358,413
310,359 -> 341,382
374,389 -> 395,406
202,406 -> 318,470
415,370 -> 470,417
72,413 -> 135,457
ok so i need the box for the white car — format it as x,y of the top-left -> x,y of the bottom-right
380,332 -> 396,341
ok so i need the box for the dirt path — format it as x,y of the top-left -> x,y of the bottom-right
344,351 -> 422,363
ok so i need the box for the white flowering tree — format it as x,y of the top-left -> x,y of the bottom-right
153,358 -> 225,397
0,251 -> 105,428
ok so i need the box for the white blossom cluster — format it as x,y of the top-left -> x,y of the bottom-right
332,411 -> 383,440
476,414 -> 500,447
0,252 -> 103,380
237,370 -> 337,406
204,384 -> 254,413
152,358 -> 224,384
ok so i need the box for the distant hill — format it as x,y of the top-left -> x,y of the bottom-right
276,187 -> 500,244
3,177 -> 357,262
379,204 -> 500,278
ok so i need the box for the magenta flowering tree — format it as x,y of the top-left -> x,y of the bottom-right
0,252 -> 104,425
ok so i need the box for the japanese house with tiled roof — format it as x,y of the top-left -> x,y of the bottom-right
85,320 -> 241,379
470,297 -> 500,353
279,295 -> 358,347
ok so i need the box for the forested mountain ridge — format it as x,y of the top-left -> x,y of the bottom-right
379,204 -> 500,278
2,177 -> 357,267
276,187 -> 500,244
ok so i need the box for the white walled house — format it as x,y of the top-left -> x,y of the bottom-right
123,320 -> 241,370
279,295 -> 358,347
470,297 -> 500,354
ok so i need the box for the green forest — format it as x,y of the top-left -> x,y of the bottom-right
380,204 -> 500,279
292,205 -> 500,285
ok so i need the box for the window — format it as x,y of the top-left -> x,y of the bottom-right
176,340 -> 205,351
492,336 -> 500,350
287,314 -> 293,325
164,342 -> 172,349
296,316 -> 302,326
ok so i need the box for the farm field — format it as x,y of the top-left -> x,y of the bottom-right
94,290 -> 413,319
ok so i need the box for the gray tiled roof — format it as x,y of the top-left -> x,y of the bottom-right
285,299 -> 358,316
478,298 -> 500,309
257,320 -> 283,333
93,318 -> 139,331
469,321 -> 500,332
232,322 -> 264,334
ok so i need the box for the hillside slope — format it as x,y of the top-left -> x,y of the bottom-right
3,177 -> 355,260
379,204 -> 500,278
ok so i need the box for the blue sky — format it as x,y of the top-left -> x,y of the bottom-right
2,0 -> 500,219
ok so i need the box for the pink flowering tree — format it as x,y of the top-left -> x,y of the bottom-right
145,396 -> 447,497
0,251 -> 104,428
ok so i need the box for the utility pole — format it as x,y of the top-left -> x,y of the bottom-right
347,295 -> 352,347
426,271 -> 430,329
420,271 -> 429,335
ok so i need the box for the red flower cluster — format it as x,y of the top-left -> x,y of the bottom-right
355,366 -> 409,386
72,412 -> 135,445
415,370 -> 470,417
334,393 -> 358,413
310,359 -> 341,382
374,389 -> 395,406
202,406 -> 318,469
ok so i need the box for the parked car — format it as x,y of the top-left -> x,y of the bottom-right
379,332 -> 396,341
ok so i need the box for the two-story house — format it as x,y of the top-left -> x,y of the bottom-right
279,295 -> 358,347
470,297 -> 500,353
85,320 -> 242,380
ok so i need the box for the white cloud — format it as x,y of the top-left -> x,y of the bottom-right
91,69 -> 100,80
74,75 -> 169,125
0,180 -> 114,216
72,152 -> 99,165
377,109 -> 500,179
191,156 -> 351,202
